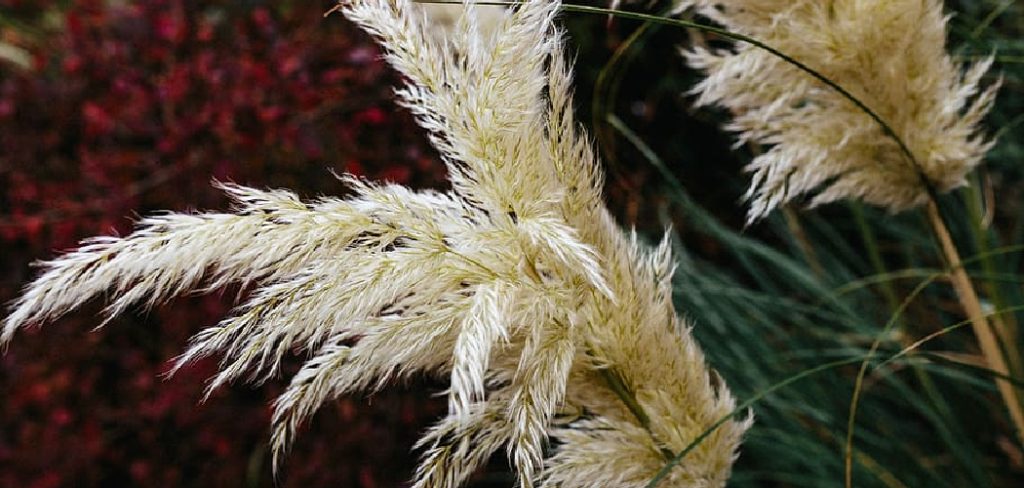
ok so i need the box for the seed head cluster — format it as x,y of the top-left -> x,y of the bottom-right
678,0 -> 999,222
3,1 -> 748,487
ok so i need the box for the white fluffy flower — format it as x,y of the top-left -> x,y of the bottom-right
4,2 -> 748,486
679,0 -> 999,222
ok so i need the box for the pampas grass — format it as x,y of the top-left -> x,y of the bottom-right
671,2 -> 1021,479
3,1 -> 748,487
678,0 -> 1000,222
4,1 -> 1023,487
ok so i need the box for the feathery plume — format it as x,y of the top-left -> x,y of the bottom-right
423,2 -> 505,38
677,0 -> 1000,222
4,1 -> 748,486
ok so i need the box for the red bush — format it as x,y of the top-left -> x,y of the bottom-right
0,1 -> 449,486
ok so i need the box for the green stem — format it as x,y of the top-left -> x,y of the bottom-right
646,355 -> 869,488
850,203 -> 902,325
844,273 -> 942,488
592,19 -> 657,174
848,201 -> 985,483
969,0 -> 1015,39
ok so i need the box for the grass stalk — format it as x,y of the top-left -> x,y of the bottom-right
648,355 -> 869,488
963,174 -> 1023,374
845,275 -> 940,488
591,16 -> 657,169
850,203 -> 903,323
925,199 -> 1024,446
781,206 -> 823,278
848,201 -> 979,482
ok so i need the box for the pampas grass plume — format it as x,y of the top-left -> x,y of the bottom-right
679,0 -> 1000,222
3,1 -> 748,487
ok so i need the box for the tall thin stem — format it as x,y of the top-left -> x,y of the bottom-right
963,175 -> 1023,374
926,199 -> 1024,445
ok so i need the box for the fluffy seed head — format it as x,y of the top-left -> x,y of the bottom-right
4,1 -> 748,486
679,0 -> 1000,222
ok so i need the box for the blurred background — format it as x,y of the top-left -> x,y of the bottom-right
0,0 -> 1022,487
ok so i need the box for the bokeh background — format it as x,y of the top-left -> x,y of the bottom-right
1,1 -> 1023,487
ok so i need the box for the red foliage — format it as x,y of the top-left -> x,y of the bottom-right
0,1 -> 450,486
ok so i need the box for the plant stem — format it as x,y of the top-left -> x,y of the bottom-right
598,366 -> 674,460
926,199 -> 1024,446
781,206 -> 823,277
849,201 -> 985,481
591,15 -> 656,170
850,203 -> 902,322
964,174 -> 1023,375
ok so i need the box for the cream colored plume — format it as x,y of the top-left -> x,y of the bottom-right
3,1 -> 748,486
423,2 -> 504,37
677,0 -> 999,222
